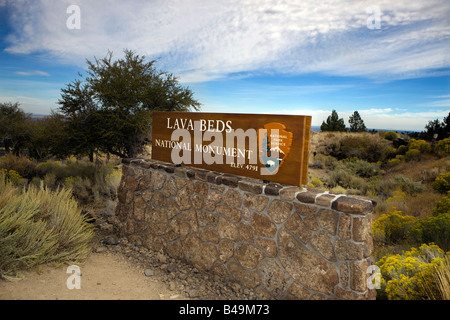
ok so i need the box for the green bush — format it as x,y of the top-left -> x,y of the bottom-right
405,149 -> 421,161
373,195 -> 449,250
340,135 -> 391,162
0,173 -> 95,280
36,160 -> 63,178
409,213 -> 450,251
433,193 -> 450,216
36,158 -> 122,205
431,172 -> 450,194
328,168 -> 368,194
393,175 -> 424,195
343,158 -> 380,178
369,175 -> 423,200
315,154 -> 339,170
385,131 -> 398,141
397,145 -> 408,156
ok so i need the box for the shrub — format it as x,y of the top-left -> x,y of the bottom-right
0,169 -> 23,184
0,173 -> 95,280
328,168 -> 368,194
0,154 -> 37,179
372,208 -> 417,244
429,254 -> 450,300
374,195 -> 449,250
405,149 -> 421,161
307,174 -> 323,188
408,139 -> 432,153
370,175 -> 423,200
36,159 -> 121,205
397,145 -> 408,156
386,191 -> 407,203
340,135 -> 390,162
409,213 -> 450,251
387,158 -> 401,168
393,175 -> 424,195
433,193 -> 450,216
315,154 -> 339,170
385,131 -> 398,141
376,243 -> 446,300
431,172 -> 450,194
64,176 -> 92,203
343,158 -> 380,178
36,161 -> 63,178
436,138 -> 450,156
331,185 -> 346,194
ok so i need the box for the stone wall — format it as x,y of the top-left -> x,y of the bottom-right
113,158 -> 376,300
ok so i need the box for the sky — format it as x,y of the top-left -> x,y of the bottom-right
0,0 -> 449,131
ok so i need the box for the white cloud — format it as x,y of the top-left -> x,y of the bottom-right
15,70 -> 50,76
0,95 -> 59,114
3,0 -> 450,82
277,107 -> 445,131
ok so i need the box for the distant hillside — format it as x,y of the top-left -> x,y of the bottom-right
30,114 -> 50,121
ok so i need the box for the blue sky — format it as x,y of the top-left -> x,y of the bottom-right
0,0 -> 449,131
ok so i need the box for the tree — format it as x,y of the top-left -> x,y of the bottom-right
425,112 -> 450,140
0,102 -> 31,155
58,79 -> 102,161
27,112 -> 69,160
58,49 -> 201,159
321,110 -> 346,132
348,111 -> 366,132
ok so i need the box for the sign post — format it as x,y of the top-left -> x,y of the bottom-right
151,111 -> 311,187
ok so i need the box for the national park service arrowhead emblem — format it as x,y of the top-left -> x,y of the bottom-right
259,122 -> 293,174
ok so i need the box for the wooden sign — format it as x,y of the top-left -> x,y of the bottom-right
151,111 -> 311,186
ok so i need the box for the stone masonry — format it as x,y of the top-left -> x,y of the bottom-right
113,158 -> 377,300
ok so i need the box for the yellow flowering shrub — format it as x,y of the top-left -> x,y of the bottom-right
387,158 -> 401,167
431,172 -> 450,194
0,168 -> 24,184
408,139 -> 432,153
436,137 -> 450,155
386,191 -> 407,203
307,176 -> 323,188
405,149 -> 421,161
372,208 -> 417,244
377,243 -> 446,300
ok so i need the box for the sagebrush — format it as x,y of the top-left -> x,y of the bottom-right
0,173 -> 95,280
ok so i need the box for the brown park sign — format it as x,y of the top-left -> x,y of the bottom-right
151,111 -> 312,186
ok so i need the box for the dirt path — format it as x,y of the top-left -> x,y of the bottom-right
0,210 -> 256,301
0,250 -> 188,300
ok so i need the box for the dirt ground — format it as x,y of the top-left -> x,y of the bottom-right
0,250 -> 188,300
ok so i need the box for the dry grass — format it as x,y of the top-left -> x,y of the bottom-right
384,154 -> 450,182
434,255 -> 450,300
422,254 -> 450,300
373,189 -> 442,219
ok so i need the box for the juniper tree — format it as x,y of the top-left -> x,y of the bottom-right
0,102 -> 31,155
321,110 -> 346,132
349,111 -> 366,132
58,49 -> 201,159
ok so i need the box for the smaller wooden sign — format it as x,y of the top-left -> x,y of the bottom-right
151,111 -> 311,186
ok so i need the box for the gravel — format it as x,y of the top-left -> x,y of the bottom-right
92,219 -> 261,300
